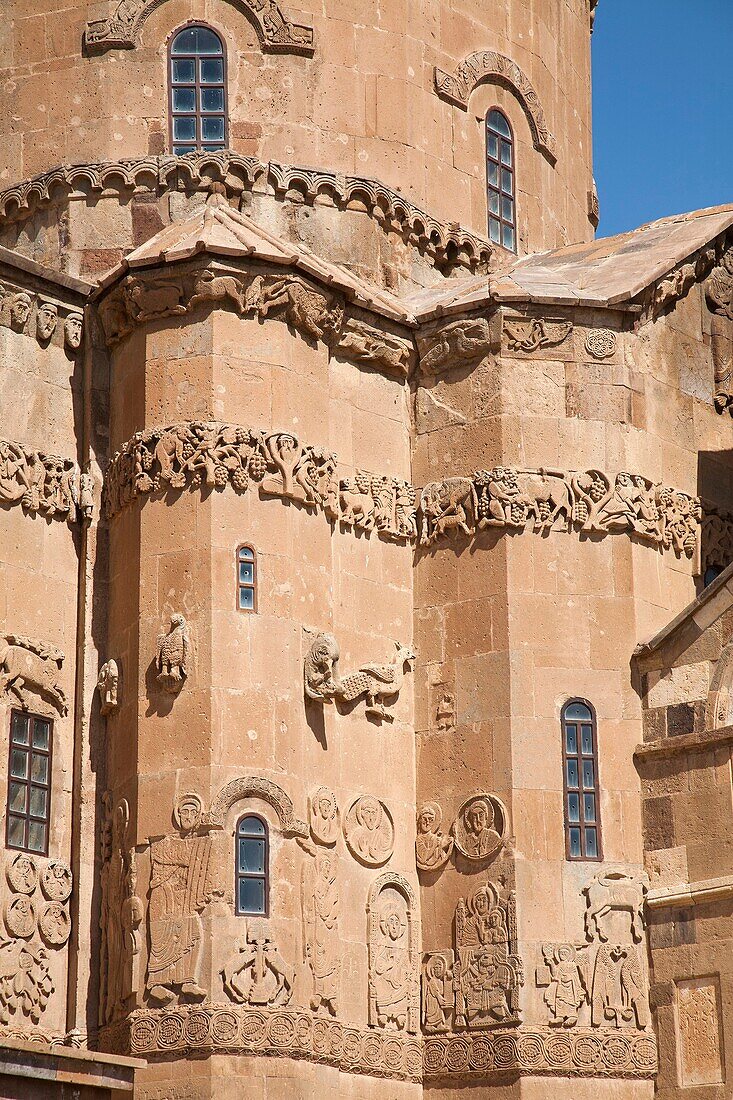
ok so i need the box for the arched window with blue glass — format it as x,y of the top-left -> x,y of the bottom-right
486,109 -> 516,252
561,699 -> 602,861
236,814 -> 269,916
237,545 -> 257,612
169,24 -> 228,156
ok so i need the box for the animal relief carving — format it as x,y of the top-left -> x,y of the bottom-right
417,317 -> 498,377
706,250 -> 733,413
0,635 -> 67,716
304,634 -> 415,723
504,316 -> 572,353
155,614 -> 190,693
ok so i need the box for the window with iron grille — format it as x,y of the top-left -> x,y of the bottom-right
486,109 -> 516,253
561,700 -> 602,861
169,24 -> 227,156
6,711 -> 52,856
236,814 -> 268,915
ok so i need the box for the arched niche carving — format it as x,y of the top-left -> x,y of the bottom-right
84,0 -> 315,57
205,776 -> 308,837
434,52 -> 557,164
366,872 -> 419,1033
707,640 -> 733,730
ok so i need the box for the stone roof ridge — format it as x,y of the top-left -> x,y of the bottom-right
633,559 -> 733,663
95,195 -> 413,325
0,245 -> 92,298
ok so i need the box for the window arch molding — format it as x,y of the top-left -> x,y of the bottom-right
168,22 -> 229,157
561,697 -> 603,862
84,0 -> 315,58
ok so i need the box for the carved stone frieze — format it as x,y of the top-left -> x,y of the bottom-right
0,635 -> 68,716
146,794 -> 223,1007
335,317 -> 415,378
205,776 -> 308,838
38,903 -> 71,947
367,874 -> 419,1034
155,615 -> 190,694
0,283 -> 84,352
308,787 -> 339,847
301,849 -> 340,1015
97,660 -> 120,716
84,0 -> 315,57
417,316 -> 499,377
651,246 -> 717,318
423,1026 -> 658,1079
0,439 -> 86,525
303,633 -> 415,722
0,155 -> 492,274
344,797 -> 394,867
415,802 -> 453,873
433,53 -> 558,162
504,316 -> 572,353
451,794 -> 508,863
222,928 -> 295,1008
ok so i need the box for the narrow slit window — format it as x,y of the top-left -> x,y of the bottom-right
562,700 -> 602,861
237,545 -> 257,612
6,711 -> 52,856
169,24 -> 227,156
236,814 -> 268,916
486,109 -> 516,253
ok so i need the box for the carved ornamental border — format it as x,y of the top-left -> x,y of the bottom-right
434,53 -> 557,163
85,0 -> 315,57
205,776 -> 308,836
96,1005 -> 656,1081
0,438 -> 90,525
101,421 -> 733,575
0,154 -> 493,274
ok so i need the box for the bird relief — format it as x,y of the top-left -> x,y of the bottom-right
303,631 -> 415,723
155,614 -> 190,694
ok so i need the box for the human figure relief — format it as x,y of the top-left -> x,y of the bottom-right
343,796 -> 394,867
454,882 -> 523,1028
102,800 -> 142,1022
308,787 -> 339,846
537,944 -> 589,1027
36,302 -> 58,342
422,952 -> 454,1032
371,905 -> 412,1030
301,849 -> 340,1015
146,794 -> 222,1007
97,660 -> 119,716
415,802 -> 453,872
452,795 -> 506,862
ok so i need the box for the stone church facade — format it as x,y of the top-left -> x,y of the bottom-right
0,0 -> 731,1096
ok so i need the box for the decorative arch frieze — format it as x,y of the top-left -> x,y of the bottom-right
84,0 -> 315,57
434,52 -> 557,163
205,776 -> 308,837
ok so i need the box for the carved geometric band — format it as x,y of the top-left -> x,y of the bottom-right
102,425 -> 733,573
0,438 -> 89,525
99,1004 -> 423,1082
84,0 -> 315,57
0,154 -> 492,274
423,1028 -> 657,1080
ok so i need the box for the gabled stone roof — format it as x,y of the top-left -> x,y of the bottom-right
96,189 -> 411,325
633,558 -> 733,665
408,205 -> 733,321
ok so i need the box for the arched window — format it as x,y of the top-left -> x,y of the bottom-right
169,24 -> 228,156
486,109 -> 516,253
236,814 -> 268,915
561,700 -> 602,861
237,545 -> 257,612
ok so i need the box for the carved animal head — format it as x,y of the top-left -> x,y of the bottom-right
394,641 -> 416,667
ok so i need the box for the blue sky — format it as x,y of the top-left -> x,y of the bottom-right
592,0 -> 733,238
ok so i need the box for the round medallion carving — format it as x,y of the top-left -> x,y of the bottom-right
424,1038 -> 447,1073
4,895 -> 35,938
157,1012 -> 184,1048
131,1016 -> 158,1052
445,1036 -> 471,1072
269,1013 -> 296,1048
451,793 -> 508,862
574,1033 -> 603,1069
41,860 -> 73,902
312,1017 -> 329,1052
6,853 -> 37,895
361,1032 -> 382,1066
211,1009 -> 238,1045
328,1022 -> 344,1056
469,1035 -> 494,1071
382,1036 -> 403,1070
184,1010 -> 210,1045
585,328 -> 617,359
342,1028 -> 361,1063
493,1034 -> 519,1069
240,1010 -> 268,1046
39,901 -> 71,946
343,795 -> 394,866
545,1031 -> 573,1066
517,1033 -> 545,1068
308,786 -> 339,846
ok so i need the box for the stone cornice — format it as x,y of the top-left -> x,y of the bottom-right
0,154 -> 493,275
634,724 -> 733,763
647,875 -> 733,910
95,1005 -> 656,1081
